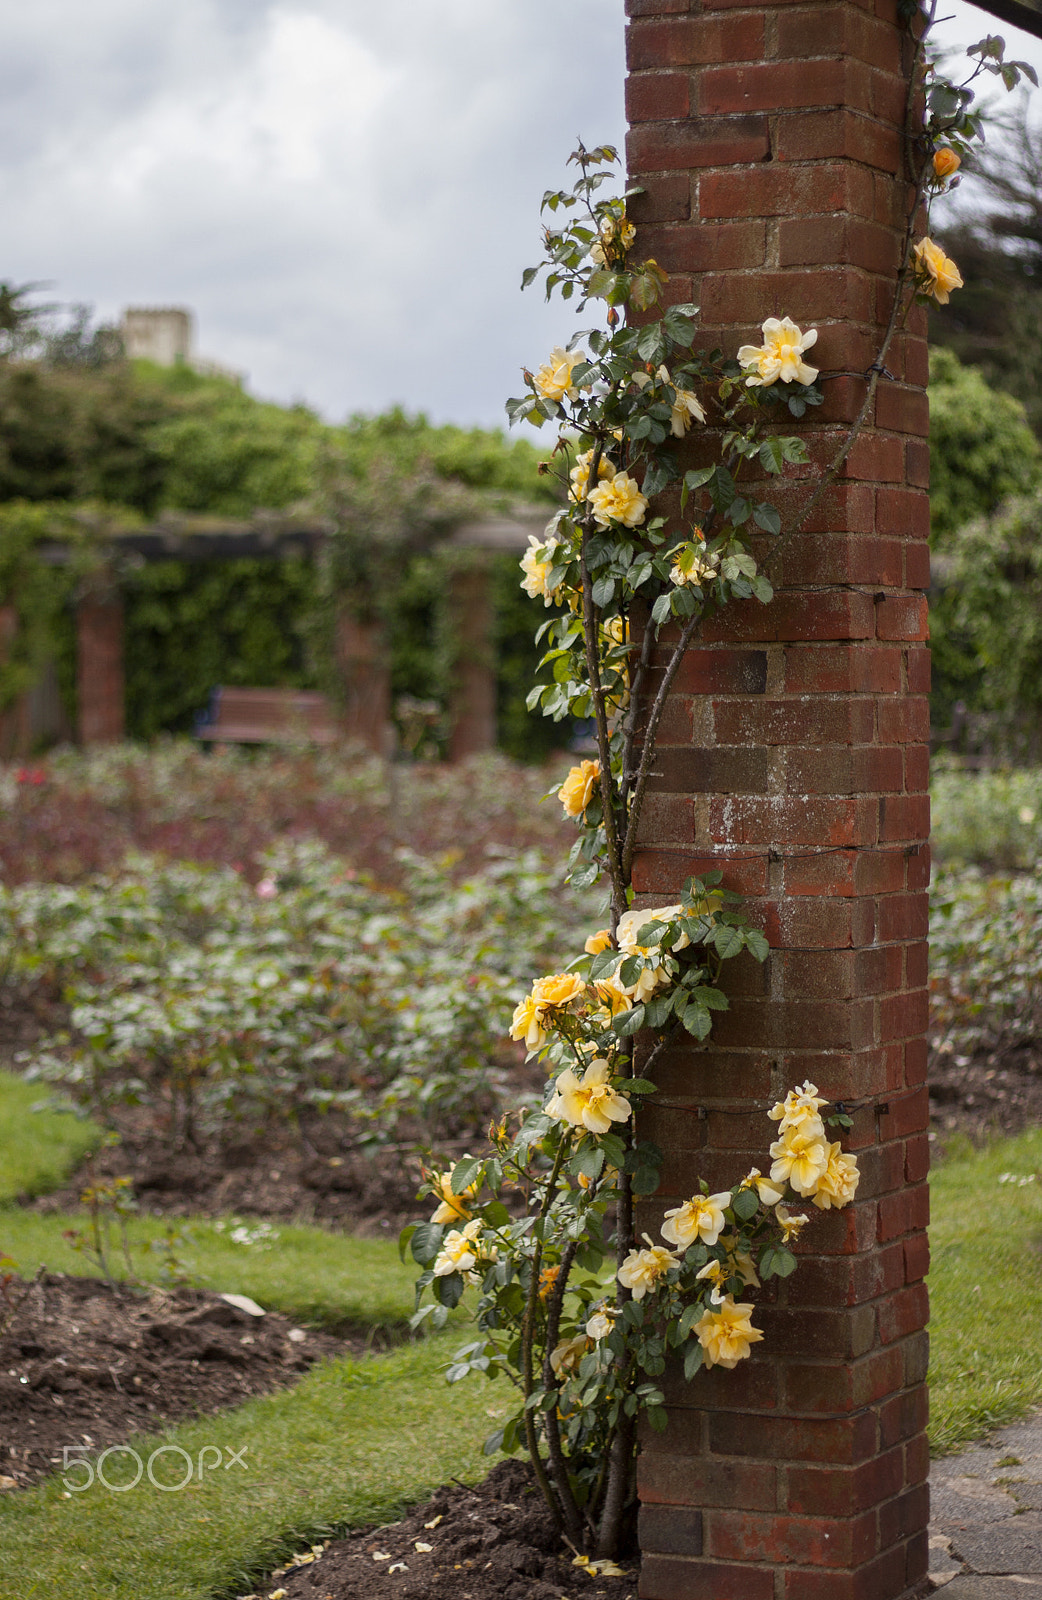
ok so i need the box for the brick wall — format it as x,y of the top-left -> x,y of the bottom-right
625,2 -> 931,1597
76,583 -> 125,745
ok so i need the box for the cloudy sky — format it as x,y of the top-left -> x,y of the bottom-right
3,0 -> 1039,431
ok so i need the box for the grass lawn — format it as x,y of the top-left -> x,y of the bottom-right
0,1333 -> 500,1600
928,1125 -> 1042,1453
0,1069 -> 103,1202
0,1206 -> 418,1330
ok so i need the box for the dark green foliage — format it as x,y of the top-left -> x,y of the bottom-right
928,348 -> 1042,547
123,557 -> 320,740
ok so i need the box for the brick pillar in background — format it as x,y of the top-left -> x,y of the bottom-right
334,608 -> 394,756
76,579 -> 125,744
447,553 -> 497,762
625,3 -> 931,1598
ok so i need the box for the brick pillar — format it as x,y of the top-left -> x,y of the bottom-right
447,553 -> 497,762
334,608 -> 394,756
76,579 -> 125,744
626,4 -> 931,1598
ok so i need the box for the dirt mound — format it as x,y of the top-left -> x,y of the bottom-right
255,1459 -> 638,1600
0,1272 -> 368,1489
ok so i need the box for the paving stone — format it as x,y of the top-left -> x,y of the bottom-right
938,1578 -> 1042,1598
929,1531 -> 966,1586
933,1478 -> 1021,1527
950,1516 -> 1042,1576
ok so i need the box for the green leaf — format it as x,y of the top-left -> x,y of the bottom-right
731,1186 -> 759,1221
646,1403 -> 668,1432
681,1005 -> 712,1040
451,1155 -> 484,1195
709,923 -> 744,960
433,1271 -> 464,1308
591,575 -> 616,607
589,949 -> 621,980
570,861 -> 601,890
745,930 -> 770,962
614,1002 -> 647,1037
642,456 -> 677,498
398,1223 -> 417,1264
410,1222 -> 444,1266
684,1341 -> 705,1380
625,1078 -> 659,1095
637,323 -> 665,363
651,593 -> 672,626
753,502 -> 781,535
632,1165 -> 661,1196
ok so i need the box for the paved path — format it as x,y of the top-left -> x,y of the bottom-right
929,1411 -> 1042,1595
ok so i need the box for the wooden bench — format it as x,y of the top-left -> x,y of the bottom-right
193,687 -> 341,746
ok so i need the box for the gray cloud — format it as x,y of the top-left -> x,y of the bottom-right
2,0 -> 626,427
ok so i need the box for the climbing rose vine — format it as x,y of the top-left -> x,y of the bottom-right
404,14 -> 1035,1564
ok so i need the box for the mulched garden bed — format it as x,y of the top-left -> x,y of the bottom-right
0,1272 -> 365,1490
249,1459 -> 638,1600
929,1041 -> 1042,1143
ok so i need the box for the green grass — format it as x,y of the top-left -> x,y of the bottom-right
0,1206 -> 419,1330
928,1125 -> 1042,1454
0,1070 -> 103,1202
0,1332 -> 502,1600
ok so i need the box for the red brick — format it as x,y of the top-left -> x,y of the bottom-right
652,745 -> 769,794
640,1556 -> 775,1600
713,698 -> 876,747
626,71 -> 691,122
628,172 -> 692,224
781,1347 -> 903,1411
705,1507 -> 877,1567
701,591 -> 876,644
905,1431 -> 930,1487
904,742 -> 929,792
672,647 -> 768,695
781,1544 -> 908,1600
878,793 -> 929,841
880,990 -> 929,1043
628,116 -> 770,174
904,1231 -> 929,1282
700,161 -> 875,221
701,267 -> 875,328
773,108 -> 901,171
878,1084 -> 929,1139
709,1409 -> 878,1464
698,58 -> 877,118
625,0 -> 690,13
787,1449 -> 903,1518
877,893 -> 928,941
876,595 -> 928,641
774,4 -> 901,70
904,1036 -> 928,1087
906,437 -> 930,488
639,1503 -> 703,1557
626,12 -> 765,69
778,215 -> 899,274
876,486 -> 930,537
636,218 -> 766,272
879,1383 -> 929,1444
638,1453 -> 778,1511
844,432 -> 905,483
874,384 -> 929,435
904,541 -> 931,589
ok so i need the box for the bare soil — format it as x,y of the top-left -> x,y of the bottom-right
0,1272 -> 367,1490
928,1041 -> 1042,1144
250,1459 -> 638,1600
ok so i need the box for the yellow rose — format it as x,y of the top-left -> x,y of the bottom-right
661,1191 -> 731,1249
655,365 -> 706,436
520,533 -> 565,608
617,1237 -> 679,1301
510,993 -> 546,1051
693,1296 -> 764,1369
769,1124 -> 830,1196
737,316 -> 819,387
569,447 -> 615,503
558,759 -> 600,819
533,345 -> 585,402
538,1264 -> 561,1301
932,146 -> 961,180
547,1058 -> 632,1135
592,978 -> 631,1018
776,1204 -> 809,1242
768,1080 -> 828,1134
433,1218 -> 484,1277
586,471 -> 648,530
430,1161 -> 480,1226
742,1166 -> 786,1207
550,1333 -> 592,1377
532,972 -> 586,1009
584,928 -> 613,955
810,1143 -> 860,1210
913,236 -> 963,304
670,543 -> 718,590
585,1304 -> 616,1341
